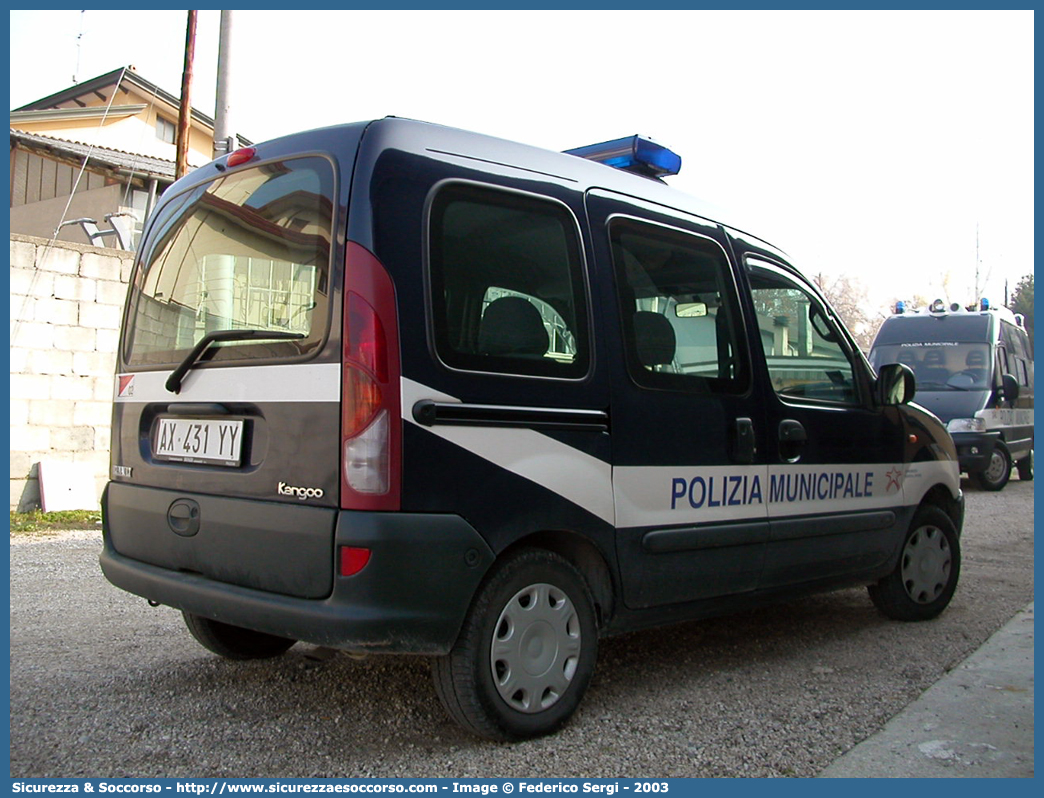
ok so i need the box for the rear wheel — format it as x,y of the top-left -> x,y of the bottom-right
182,612 -> 296,660
432,549 -> 598,741
973,445 -> 1011,491
1016,449 -> 1033,481
869,505 -> 960,621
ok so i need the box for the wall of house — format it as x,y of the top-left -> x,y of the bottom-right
10,233 -> 133,511
9,182 -> 129,247
13,94 -> 214,167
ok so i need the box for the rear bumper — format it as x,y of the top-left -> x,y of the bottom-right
100,484 -> 495,654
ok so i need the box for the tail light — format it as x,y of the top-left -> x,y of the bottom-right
341,242 -> 400,511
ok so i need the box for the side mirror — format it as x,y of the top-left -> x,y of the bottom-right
1001,373 -> 1020,403
877,362 -> 916,406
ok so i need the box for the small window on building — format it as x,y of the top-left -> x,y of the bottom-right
156,116 -> 176,144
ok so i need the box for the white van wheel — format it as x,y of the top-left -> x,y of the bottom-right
182,612 -> 296,660
432,549 -> 597,741
974,446 -> 1011,491
868,506 -> 960,621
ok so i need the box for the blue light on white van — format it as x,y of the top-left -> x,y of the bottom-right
980,297 -> 990,311
564,135 -> 682,178
895,301 -> 906,314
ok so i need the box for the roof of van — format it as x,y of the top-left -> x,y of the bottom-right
873,311 -> 995,346
359,117 -> 786,258
872,304 -> 1029,348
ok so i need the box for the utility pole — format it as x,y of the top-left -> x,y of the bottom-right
176,10 -> 197,180
213,10 -> 235,159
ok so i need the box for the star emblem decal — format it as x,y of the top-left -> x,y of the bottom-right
885,467 -> 904,492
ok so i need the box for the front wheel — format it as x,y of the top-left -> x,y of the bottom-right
432,549 -> 598,741
868,506 -> 960,621
182,612 -> 296,660
973,445 -> 1011,491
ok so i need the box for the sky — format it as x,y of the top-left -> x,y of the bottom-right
8,9 -> 1035,323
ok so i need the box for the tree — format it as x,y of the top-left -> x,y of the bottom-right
1009,273 -> 1033,340
815,273 -> 877,352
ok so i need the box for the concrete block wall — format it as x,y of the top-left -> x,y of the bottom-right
10,234 -> 134,511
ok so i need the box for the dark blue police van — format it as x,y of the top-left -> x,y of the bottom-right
102,118 -> 965,740
869,300 -> 1034,491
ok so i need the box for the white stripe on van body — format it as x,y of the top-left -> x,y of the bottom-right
977,408 -> 1034,430
614,459 -> 959,529
401,378 -> 960,531
120,367 -> 960,529
114,363 -> 342,403
400,378 -> 616,526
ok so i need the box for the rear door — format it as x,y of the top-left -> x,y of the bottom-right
355,140 -> 615,556
587,191 -> 769,609
109,148 -> 344,598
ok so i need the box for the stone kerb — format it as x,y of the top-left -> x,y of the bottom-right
10,234 -> 134,512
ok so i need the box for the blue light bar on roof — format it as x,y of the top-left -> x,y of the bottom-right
564,135 -> 682,178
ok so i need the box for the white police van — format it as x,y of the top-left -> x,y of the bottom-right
869,299 -> 1034,491
102,118 -> 964,741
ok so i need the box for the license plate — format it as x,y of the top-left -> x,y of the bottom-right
153,418 -> 244,467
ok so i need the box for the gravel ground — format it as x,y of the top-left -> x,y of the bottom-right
9,478 -> 1033,778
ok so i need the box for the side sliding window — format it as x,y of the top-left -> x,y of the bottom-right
428,184 -> 589,379
609,217 -> 749,394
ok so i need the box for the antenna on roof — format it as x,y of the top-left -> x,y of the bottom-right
72,10 -> 85,84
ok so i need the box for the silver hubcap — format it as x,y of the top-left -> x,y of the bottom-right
901,526 -> 951,603
984,450 -> 1009,483
490,583 -> 581,713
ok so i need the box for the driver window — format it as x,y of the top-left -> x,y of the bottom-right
747,258 -> 858,404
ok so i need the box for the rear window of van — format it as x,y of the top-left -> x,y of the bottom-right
124,157 -> 335,368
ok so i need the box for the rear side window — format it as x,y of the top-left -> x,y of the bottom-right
428,184 -> 589,378
609,217 -> 748,394
124,157 -> 334,367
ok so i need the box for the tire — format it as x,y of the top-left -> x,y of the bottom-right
868,505 -> 960,621
182,612 -> 296,660
973,445 -> 1011,491
1016,449 -> 1033,481
432,549 -> 598,741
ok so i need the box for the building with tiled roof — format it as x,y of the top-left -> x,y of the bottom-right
10,65 -> 250,249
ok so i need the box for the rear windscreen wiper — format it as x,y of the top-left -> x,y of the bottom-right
165,329 -> 306,394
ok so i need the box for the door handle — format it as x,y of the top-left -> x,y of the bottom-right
729,417 -> 757,464
778,419 -> 807,463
